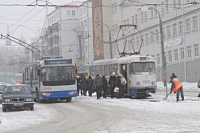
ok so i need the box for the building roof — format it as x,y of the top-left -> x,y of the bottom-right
60,1 -> 86,7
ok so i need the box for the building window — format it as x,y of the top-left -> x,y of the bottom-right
187,46 -> 192,59
180,47 -> 184,60
174,49 -> 178,61
173,0 -> 176,9
135,14 -> 138,25
150,9 -> 153,19
124,20 -> 126,30
155,29 -> 159,42
144,11 -> 147,22
172,23 -> 177,37
178,21 -> 183,35
145,33 -> 149,46
132,38 -> 135,49
186,19 -> 190,32
80,9 -> 83,16
167,26 -> 171,39
115,24 -> 118,34
161,2 -> 164,14
192,16 -> 198,30
141,35 -> 144,47
136,37 -> 139,49
141,12 -> 144,23
168,51 -> 172,63
154,5 -> 158,17
72,10 -> 75,16
157,54 -> 160,65
194,44 -> 199,57
177,0 -> 181,6
163,27 -> 165,40
165,0 -> 169,12
150,31 -> 154,43
132,16 -> 134,25
112,2 -> 117,14
186,0 -> 190,4
127,18 -> 129,29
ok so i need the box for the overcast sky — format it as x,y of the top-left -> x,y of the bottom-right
0,0 -> 85,45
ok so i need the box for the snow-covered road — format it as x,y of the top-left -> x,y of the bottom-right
0,82 -> 200,133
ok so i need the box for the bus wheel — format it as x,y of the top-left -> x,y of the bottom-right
66,97 -> 72,102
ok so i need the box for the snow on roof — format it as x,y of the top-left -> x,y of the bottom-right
60,1 -> 86,7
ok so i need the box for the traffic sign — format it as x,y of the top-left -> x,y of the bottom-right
80,61 -> 83,64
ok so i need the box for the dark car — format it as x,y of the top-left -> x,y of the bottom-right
2,84 -> 34,112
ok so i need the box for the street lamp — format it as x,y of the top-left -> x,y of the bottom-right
94,21 -> 113,59
148,6 -> 167,95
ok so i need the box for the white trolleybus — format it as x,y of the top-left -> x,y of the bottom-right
23,58 -> 77,102
85,55 -> 157,98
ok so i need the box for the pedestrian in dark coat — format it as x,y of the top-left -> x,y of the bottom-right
87,76 -> 93,97
94,74 -> 103,99
116,75 -> 123,98
77,76 -> 81,96
102,75 -> 108,98
81,76 -> 88,96
118,74 -> 126,98
108,72 -> 117,98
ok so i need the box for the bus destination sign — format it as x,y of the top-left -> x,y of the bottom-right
45,59 -> 72,65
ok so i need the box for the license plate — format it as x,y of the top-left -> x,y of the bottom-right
14,103 -> 24,106
143,80 -> 150,84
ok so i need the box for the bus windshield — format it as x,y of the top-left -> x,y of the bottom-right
41,66 -> 76,85
129,62 -> 155,75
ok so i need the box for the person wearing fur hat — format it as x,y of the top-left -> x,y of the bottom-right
108,72 -> 117,98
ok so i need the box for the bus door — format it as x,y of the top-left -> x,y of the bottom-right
120,64 -> 128,93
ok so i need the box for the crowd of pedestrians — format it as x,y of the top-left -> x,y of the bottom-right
76,72 -> 127,99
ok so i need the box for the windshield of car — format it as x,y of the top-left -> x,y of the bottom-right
4,86 -> 31,93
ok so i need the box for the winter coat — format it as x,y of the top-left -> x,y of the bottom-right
109,76 -> 117,88
116,76 -> 123,89
94,77 -> 103,87
87,78 -> 93,89
81,77 -> 88,91
103,77 -> 108,89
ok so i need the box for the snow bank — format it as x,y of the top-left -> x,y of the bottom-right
0,104 -> 55,132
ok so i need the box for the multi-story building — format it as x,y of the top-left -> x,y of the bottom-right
34,0 -> 93,69
98,0 -> 200,82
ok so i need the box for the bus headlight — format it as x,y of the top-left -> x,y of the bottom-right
4,99 -> 11,102
137,81 -> 140,85
151,81 -> 155,85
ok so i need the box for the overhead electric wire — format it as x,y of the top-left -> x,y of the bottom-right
1,6 -> 36,34
10,7 -> 45,34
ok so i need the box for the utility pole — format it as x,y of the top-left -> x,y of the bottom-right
149,6 -> 167,95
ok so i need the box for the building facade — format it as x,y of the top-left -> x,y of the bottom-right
99,0 -> 200,82
32,1 -> 94,69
